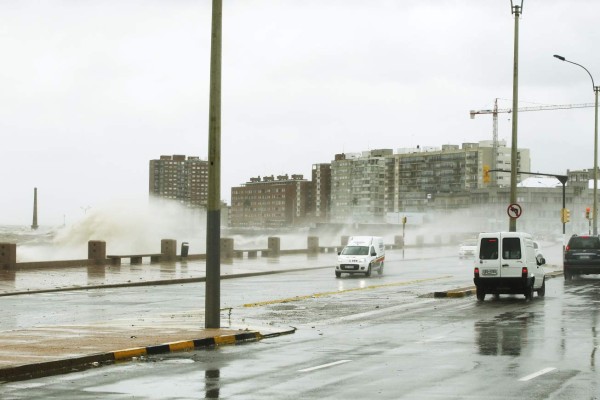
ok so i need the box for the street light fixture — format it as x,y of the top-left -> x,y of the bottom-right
554,54 -> 600,235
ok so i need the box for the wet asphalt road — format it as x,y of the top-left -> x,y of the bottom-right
0,250 -> 470,331
2,247 -> 599,399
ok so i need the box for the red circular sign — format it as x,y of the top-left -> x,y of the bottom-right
507,203 -> 522,219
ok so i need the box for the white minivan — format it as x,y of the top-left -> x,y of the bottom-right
473,232 -> 546,301
336,236 -> 385,278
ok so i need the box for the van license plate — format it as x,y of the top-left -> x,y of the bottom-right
482,269 -> 497,276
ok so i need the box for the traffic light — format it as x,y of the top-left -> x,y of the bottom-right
586,207 -> 591,220
483,165 -> 490,183
561,208 -> 571,223
402,216 -> 407,224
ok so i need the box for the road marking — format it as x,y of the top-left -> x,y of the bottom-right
243,276 -> 452,307
298,360 -> 352,373
519,367 -> 556,381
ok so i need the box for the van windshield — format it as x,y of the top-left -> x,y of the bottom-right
502,237 -> 522,259
341,246 -> 369,256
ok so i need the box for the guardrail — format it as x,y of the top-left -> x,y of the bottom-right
106,254 -> 163,266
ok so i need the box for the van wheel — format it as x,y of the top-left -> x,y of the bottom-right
537,278 -> 546,297
476,287 -> 485,301
335,271 -> 341,278
377,262 -> 384,275
365,265 -> 372,277
525,284 -> 534,300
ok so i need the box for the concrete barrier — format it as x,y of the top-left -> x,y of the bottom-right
161,239 -> 177,262
220,238 -> 234,259
88,241 -> 106,265
268,237 -> 280,257
307,236 -> 319,255
0,243 -> 16,270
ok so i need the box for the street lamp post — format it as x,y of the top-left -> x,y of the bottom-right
509,0 -> 524,232
206,0 -> 223,329
554,54 -> 600,235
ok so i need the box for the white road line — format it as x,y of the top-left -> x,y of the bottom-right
298,360 -> 352,373
519,367 -> 557,382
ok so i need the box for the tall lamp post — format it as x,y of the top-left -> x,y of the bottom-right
554,54 -> 600,235
509,0 -> 524,232
206,0 -> 223,329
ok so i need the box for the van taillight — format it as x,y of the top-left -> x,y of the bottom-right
522,267 -> 528,277
474,267 -> 480,278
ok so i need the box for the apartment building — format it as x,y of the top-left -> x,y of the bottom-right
329,150 -> 390,223
312,163 -> 331,221
229,174 -> 312,227
324,141 -> 531,224
223,140 -> 533,227
149,155 -> 208,208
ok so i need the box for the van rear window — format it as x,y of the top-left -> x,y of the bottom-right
479,238 -> 498,260
502,237 -> 521,259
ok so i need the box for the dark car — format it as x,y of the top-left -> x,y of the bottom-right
563,234 -> 600,280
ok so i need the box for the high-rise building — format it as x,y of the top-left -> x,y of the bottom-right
390,144 -> 481,211
149,155 -> 209,208
325,141 -> 531,223
312,163 -> 331,221
330,150 -> 390,223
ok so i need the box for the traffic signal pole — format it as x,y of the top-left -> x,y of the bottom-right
488,169 -> 568,238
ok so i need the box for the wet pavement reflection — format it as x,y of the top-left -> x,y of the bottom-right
475,311 -> 533,356
205,369 -> 220,399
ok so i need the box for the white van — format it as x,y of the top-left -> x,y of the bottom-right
473,232 -> 546,301
336,236 -> 385,278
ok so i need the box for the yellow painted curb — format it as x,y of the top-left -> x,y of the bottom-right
113,347 -> 147,361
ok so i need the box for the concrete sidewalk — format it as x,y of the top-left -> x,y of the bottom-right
0,314 -> 294,382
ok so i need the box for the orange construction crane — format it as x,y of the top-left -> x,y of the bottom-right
470,99 -> 595,185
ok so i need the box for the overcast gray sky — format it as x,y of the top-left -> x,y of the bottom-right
2,0 -> 599,226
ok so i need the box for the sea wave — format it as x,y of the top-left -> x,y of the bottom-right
0,225 -> 57,246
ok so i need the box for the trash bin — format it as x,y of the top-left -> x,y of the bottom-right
181,242 -> 189,257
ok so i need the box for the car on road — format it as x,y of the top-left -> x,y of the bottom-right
336,236 -> 385,278
473,231 -> 546,301
563,234 -> 600,280
458,239 -> 478,259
